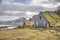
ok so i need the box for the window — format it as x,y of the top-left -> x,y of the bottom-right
40,16 -> 41,19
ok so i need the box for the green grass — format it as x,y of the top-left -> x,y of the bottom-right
43,12 -> 60,26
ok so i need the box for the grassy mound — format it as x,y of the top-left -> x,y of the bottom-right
43,12 -> 60,26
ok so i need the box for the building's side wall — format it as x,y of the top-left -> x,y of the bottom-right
33,14 -> 48,28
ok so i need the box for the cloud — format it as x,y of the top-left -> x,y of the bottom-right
4,11 -> 26,16
1,0 -> 46,12
0,0 -> 60,21
28,0 -> 60,8
0,0 -> 2,3
11,0 -> 31,4
26,11 -> 39,18
0,16 -> 20,21
1,0 -> 59,12
49,0 -> 60,3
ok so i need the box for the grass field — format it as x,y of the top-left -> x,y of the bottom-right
0,29 -> 60,40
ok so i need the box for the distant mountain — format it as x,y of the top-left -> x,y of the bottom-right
0,17 -> 27,25
12,17 -> 27,23
55,6 -> 60,15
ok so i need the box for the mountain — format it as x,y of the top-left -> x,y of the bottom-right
0,17 -> 27,25
13,17 -> 27,23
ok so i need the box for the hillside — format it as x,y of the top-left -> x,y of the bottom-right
43,12 -> 60,27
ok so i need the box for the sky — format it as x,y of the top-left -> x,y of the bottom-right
0,0 -> 60,21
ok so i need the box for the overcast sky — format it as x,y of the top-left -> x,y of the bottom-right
0,0 -> 60,21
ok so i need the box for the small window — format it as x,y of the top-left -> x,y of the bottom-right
40,16 -> 41,19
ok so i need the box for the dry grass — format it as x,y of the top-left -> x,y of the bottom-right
0,29 -> 60,40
